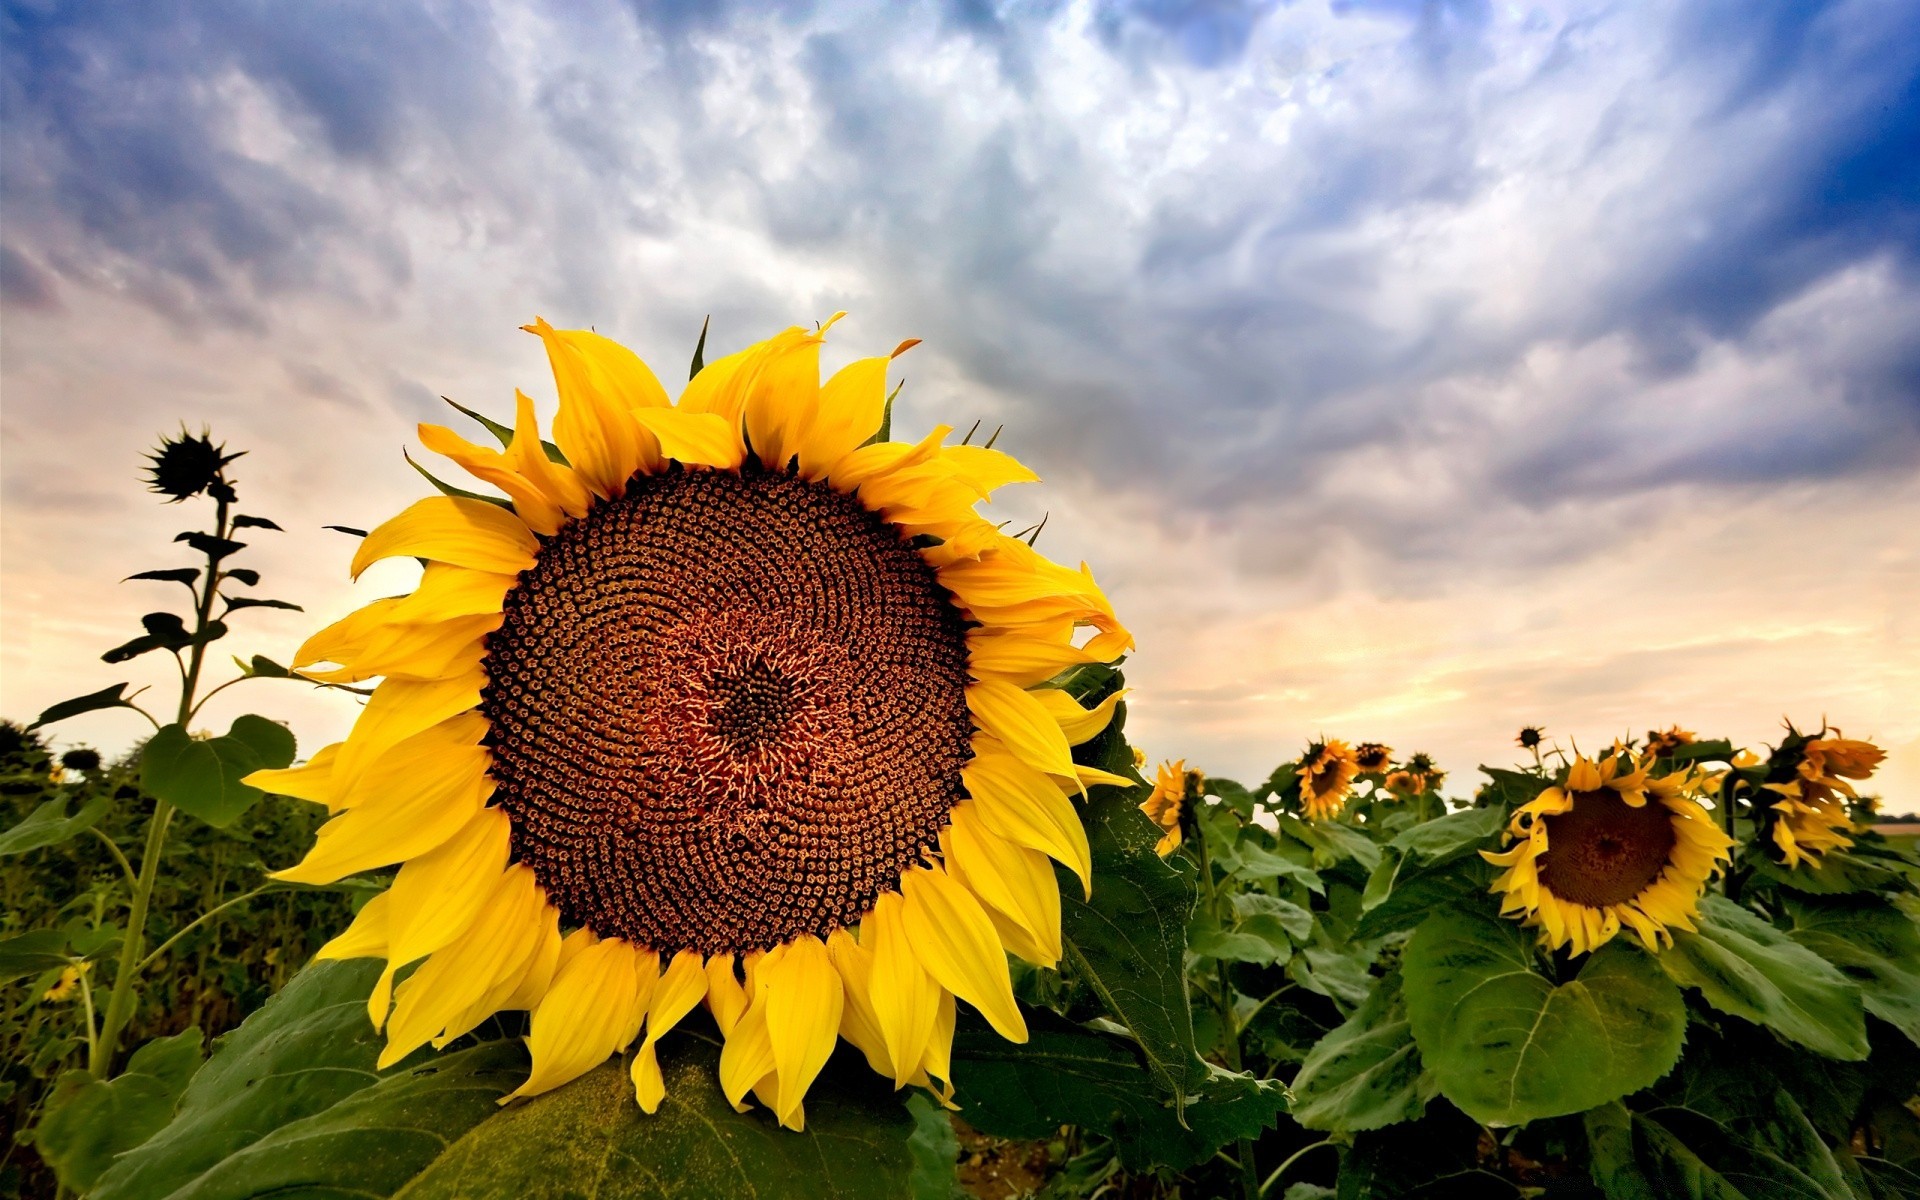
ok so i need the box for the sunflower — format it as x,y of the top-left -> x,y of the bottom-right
1384,752 -> 1442,799
1481,753 -> 1731,955
1140,759 -> 1194,857
249,316 -> 1133,1130
42,963 -> 85,1003
1516,725 -> 1545,750
1644,725 -> 1695,758
1352,742 -> 1392,774
1763,734 -> 1883,869
1296,740 -> 1359,821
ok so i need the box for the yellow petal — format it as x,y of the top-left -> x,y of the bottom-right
937,445 -> 1039,497
631,408 -> 745,469
303,612 -> 499,685
388,563 -> 519,625
718,1001 -> 777,1113
966,625 -> 1103,687
379,865 -> 544,1069
797,355 -> 889,479
418,421 -> 565,536
500,900 -> 564,1013
374,808 -> 513,1026
921,990 -> 958,1106
330,669 -> 486,799
825,929 -> 895,1079
525,318 -> 670,496
509,938 -> 644,1100
315,890 -> 390,963
270,714 -> 492,884
967,680 -> 1077,780
762,935 -> 843,1124
866,893 -> 938,1088
899,864 -> 1026,1043
243,742 -> 340,806
705,954 -> 749,1037
632,949 -> 709,1113
505,390 -> 592,519
1030,686 -> 1125,747
435,884 -> 561,1048
962,744 -> 1091,895
944,804 -> 1062,968
743,328 -> 825,471
295,598 -> 406,672
351,496 -> 539,580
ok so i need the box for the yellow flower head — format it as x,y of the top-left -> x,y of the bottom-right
42,963 -> 85,1003
1352,742 -> 1392,774
1384,752 -> 1443,799
1644,725 -> 1696,757
1799,734 -> 1885,800
1297,740 -> 1360,821
1481,752 -> 1732,956
1764,780 -> 1856,869
1139,759 -> 1196,857
251,316 -> 1134,1128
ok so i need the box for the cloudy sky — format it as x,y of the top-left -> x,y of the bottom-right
4,0 -> 1917,809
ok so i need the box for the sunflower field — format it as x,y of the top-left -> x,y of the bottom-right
4,319 -> 1917,1200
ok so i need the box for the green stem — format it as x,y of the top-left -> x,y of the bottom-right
87,826 -> 137,886
88,478 -> 230,1078
1193,802 -> 1262,1200
1260,1139 -> 1334,1197
138,884 -> 273,974
76,961 -> 99,1068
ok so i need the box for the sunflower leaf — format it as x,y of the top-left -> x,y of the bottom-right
230,515 -> 282,530
1403,906 -> 1686,1126
1659,894 -> 1868,1060
398,1038 -> 917,1200
174,531 -> 247,561
951,1008 -> 1287,1172
222,597 -> 303,612
222,567 -> 260,586
30,1030 -> 205,1193
140,716 -> 295,828
125,567 -> 202,586
688,315 -> 709,381
29,682 -> 135,729
1782,895 -> 1920,1048
0,793 -> 113,857
1290,969 -> 1436,1132
0,929 -> 73,983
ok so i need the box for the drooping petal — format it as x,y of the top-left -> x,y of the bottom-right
1029,686 -> 1126,747
373,808 -> 513,1028
967,679 -> 1077,780
243,742 -> 340,807
380,865 -> 545,1068
762,935 -> 844,1125
330,669 -> 486,799
436,885 -> 562,1048
388,563 -> 519,625
899,864 -> 1027,1043
962,743 -> 1091,895
944,804 -> 1062,968
351,496 -> 539,580
315,889 -> 390,962
865,893 -> 938,1088
825,929 -> 895,1079
632,949 -> 709,1113
509,938 -> 645,1100
295,599 -> 406,674
705,954 -> 749,1036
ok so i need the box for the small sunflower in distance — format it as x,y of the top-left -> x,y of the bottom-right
1353,742 -> 1392,775
249,315 -> 1133,1129
1644,726 -> 1696,758
1140,759 -> 1196,857
1516,725 -> 1545,750
1385,752 -> 1443,799
1482,753 -> 1731,955
144,427 -> 243,503
1296,740 -> 1360,821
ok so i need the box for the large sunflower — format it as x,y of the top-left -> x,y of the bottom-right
249,316 -> 1133,1129
1481,753 -> 1731,955
1296,740 -> 1359,821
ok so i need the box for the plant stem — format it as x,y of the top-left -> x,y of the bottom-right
87,825 -> 137,886
76,962 -> 99,1068
88,478 -> 229,1078
1193,803 -> 1262,1200
138,884 -> 273,974
1259,1139 -> 1334,1197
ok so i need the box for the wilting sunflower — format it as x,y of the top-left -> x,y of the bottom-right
1296,740 -> 1359,821
1481,753 -> 1732,955
249,315 -> 1133,1130
1644,725 -> 1695,758
1140,759 -> 1195,857
1352,742 -> 1392,774
1764,734 -> 1884,869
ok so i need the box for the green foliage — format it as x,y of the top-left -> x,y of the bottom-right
31,1030 -> 203,1192
1404,907 -> 1687,1126
139,716 -> 296,828
1288,970 -> 1433,1132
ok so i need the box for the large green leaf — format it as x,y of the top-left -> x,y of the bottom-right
1057,700 -> 1206,1099
396,1039 -> 915,1199
1585,1102 -> 1847,1200
905,1093 -> 963,1200
32,1029 -> 204,1192
0,928 -> 72,982
140,715 -> 296,827
1784,896 -> 1920,1048
1660,895 -> 1868,1060
1403,908 -> 1685,1125
92,960 -> 411,1199
0,792 -> 112,856
1290,970 -> 1433,1132
1386,805 -> 1504,865
950,1011 -> 1287,1172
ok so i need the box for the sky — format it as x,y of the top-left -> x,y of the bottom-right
3,0 -> 1918,811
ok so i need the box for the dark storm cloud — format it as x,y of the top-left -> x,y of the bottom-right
4,0 -> 1916,579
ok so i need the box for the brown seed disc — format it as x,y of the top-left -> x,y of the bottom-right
480,465 -> 973,956
1537,789 -> 1678,908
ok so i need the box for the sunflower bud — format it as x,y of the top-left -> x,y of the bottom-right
143,428 -> 243,503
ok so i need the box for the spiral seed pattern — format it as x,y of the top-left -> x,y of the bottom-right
481,466 -> 973,955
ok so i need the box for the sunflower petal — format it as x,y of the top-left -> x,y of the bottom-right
243,742 -> 340,807
825,929 -> 895,1079
900,864 -> 1026,1043
967,680 -> 1077,780
509,938 -> 644,1100
866,893 -> 938,1087
526,318 -> 662,495
388,563 -> 519,625
962,744 -> 1091,896
331,670 -> 486,798
418,421 -> 566,536
797,356 -> 889,479
762,935 -> 843,1124
351,496 -> 538,580
631,408 -> 745,469
315,890 -> 390,962
1029,686 -> 1125,747
945,804 -> 1062,968
380,865 -> 544,1069
632,949 -> 709,1113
